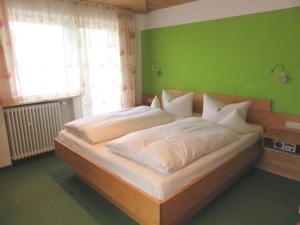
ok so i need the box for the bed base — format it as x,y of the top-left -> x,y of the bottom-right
55,139 -> 262,225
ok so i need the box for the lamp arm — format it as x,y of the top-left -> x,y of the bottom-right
269,63 -> 288,84
270,63 -> 286,74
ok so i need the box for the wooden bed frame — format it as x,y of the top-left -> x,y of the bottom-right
55,89 -> 270,225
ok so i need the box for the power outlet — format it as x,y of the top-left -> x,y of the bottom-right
285,121 -> 300,130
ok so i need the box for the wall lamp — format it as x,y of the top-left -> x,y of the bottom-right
270,63 -> 288,84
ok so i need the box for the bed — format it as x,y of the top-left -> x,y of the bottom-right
54,89 -> 271,225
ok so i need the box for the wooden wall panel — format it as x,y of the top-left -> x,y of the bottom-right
147,0 -> 195,11
79,0 -> 195,13
143,89 -> 271,113
247,110 -> 300,134
142,89 -> 300,134
79,0 -> 147,13
165,89 -> 271,113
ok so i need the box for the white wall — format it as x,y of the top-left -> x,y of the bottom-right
134,0 -> 300,95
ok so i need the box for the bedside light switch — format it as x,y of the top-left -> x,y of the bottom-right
285,121 -> 300,130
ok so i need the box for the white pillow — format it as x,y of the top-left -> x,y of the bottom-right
162,90 -> 194,118
202,94 -> 225,119
219,110 -> 254,134
202,94 -> 251,122
151,95 -> 161,108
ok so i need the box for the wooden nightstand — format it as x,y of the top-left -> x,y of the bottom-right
257,129 -> 300,182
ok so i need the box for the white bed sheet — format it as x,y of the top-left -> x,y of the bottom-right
57,124 -> 262,201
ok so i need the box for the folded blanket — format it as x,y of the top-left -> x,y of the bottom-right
64,106 -> 152,134
78,109 -> 175,144
107,117 -> 239,175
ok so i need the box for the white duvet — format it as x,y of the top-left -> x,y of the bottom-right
71,109 -> 175,144
64,106 -> 152,133
108,117 -> 240,175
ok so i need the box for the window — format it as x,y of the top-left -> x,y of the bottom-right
11,21 -> 81,100
11,21 -> 122,115
1,0 -> 136,116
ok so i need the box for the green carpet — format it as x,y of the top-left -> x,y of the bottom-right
0,153 -> 299,225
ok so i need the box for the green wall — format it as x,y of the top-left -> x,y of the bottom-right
142,7 -> 300,115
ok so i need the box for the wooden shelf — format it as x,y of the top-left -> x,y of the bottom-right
257,130 -> 300,182
264,129 -> 300,145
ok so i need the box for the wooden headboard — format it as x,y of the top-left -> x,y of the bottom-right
142,89 -> 300,134
143,88 -> 271,113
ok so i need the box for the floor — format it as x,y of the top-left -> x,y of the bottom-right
0,153 -> 299,225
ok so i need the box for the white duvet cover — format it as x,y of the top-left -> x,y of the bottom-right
64,106 -> 152,133
108,117 -> 240,175
76,109 -> 175,144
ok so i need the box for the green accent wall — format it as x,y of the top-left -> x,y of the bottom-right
142,7 -> 300,115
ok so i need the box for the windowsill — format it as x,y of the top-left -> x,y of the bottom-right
1,94 -> 81,108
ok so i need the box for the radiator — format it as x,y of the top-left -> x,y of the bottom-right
3,102 -> 62,160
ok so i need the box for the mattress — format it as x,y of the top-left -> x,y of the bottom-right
57,124 -> 262,201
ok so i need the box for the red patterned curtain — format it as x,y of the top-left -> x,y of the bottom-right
117,10 -> 136,108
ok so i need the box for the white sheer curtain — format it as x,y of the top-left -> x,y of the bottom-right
1,0 -> 81,102
0,0 -> 136,115
76,3 -> 122,115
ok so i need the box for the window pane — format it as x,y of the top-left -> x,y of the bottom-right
11,22 -> 80,99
